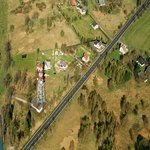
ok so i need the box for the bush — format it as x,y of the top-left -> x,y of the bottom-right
10,25 -> 14,32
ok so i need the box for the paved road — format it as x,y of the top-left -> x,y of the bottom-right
22,1 -> 149,150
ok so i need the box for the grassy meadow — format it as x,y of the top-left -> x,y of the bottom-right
122,7 -> 150,52
0,0 -> 8,95
73,15 -> 108,42
33,70 -> 150,150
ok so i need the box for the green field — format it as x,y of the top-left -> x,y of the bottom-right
122,7 -> 150,52
111,50 -> 122,60
13,53 -> 37,72
75,45 -> 96,60
0,0 -> 8,94
73,15 -> 108,42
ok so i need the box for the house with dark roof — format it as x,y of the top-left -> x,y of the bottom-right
138,71 -> 148,82
94,40 -> 102,49
82,52 -> 90,63
91,21 -> 99,30
70,0 -> 76,6
97,0 -> 106,6
136,56 -> 147,67
31,97 -> 44,113
76,4 -> 86,15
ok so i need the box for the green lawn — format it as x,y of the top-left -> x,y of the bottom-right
122,7 -> 150,52
0,0 -> 8,94
111,50 -> 121,60
75,45 -> 96,60
13,53 -> 37,72
61,6 -> 79,21
73,15 -> 108,42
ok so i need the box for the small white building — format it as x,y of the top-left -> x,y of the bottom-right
44,60 -> 51,70
119,43 -> 128,55
31,103 -> 43,113
92,21 -> 99,30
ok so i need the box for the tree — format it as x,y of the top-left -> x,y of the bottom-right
135,134 -> 150,150
142,115 -> 148,125
5,40 -> 11,52
140,99 -> 144,107
5,51 -> 12,70
10,25 -> 14,32
47,16 -> 52,30
3,73 -> 12,87
69,140 -> 75,150
24,110 -> 31,136
60,29 -> 65,37
19,0 -> 24,5
25,15 -> 30,25
5,86 -> 14,103
21,70 -> 27,86
93,76 -> 98,87
74,67 -> 80,82
78,115 -> 91,140
14,70 -> 21,84
55,42 -> 58,49
129,128 -> 134,140
61,147 -> 66,150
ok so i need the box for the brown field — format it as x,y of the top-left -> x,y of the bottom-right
33,92 -> 96,150
33,70 -> 150,150
92,0 -> 136,37
8,0 -> 80,55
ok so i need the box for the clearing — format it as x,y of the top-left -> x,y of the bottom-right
8,0 -> 80,55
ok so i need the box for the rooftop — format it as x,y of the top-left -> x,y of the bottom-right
70,0 -> 76,6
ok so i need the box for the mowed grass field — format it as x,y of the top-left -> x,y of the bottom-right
122,7 -> 150,52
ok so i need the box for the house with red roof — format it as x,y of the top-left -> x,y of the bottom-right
82,52 -> 90,63
70,0 -> 76,6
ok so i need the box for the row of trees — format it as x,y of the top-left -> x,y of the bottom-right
78,90 -> 119,149
101,49 -> 148,89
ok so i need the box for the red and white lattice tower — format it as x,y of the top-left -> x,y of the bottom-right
36,63 -> 45,105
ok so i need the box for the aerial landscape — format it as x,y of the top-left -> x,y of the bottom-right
0,0 -> 150,150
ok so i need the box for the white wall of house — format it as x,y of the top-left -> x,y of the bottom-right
82,57 -> 89,63
92,24 -> 99,30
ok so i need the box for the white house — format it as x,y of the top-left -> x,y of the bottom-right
31,103 -> 43,113
94,40 -> 102,49
44,60 -> 51,70
76,4 -> 86,15
92,21 -> 99,30
82,52 -> 90,63
119,43 -> 128,55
